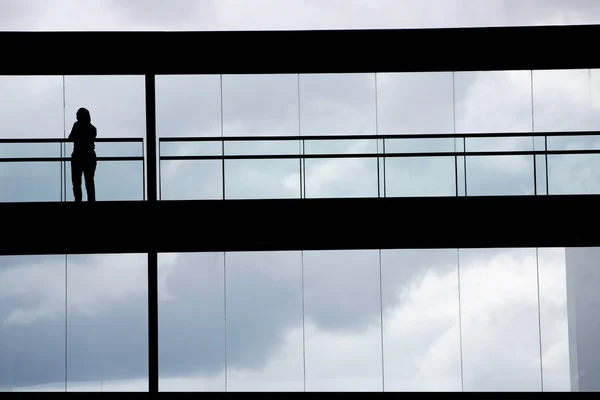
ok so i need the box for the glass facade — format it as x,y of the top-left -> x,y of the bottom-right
155,70 -> 600,201
0,68 -> 599,392
0,248 -> 579,392
1,70 -> 599,202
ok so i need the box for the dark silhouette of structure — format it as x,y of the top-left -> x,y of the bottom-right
69,107 -> 97,202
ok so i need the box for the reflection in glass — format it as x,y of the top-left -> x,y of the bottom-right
156,75 -> 222,138
385,157 -> 456,197
459,248 -> 542,392
547,154 -> 600,195
64,160 -> 144,201
0,255 -> 66,391
381,249 -> 462,391
0,76 -> 64,139
376,72 -> 454,134
0,161 -> 61,202
564,247 -> 600,392
225,252 -> 304,391
466,156 -> 535,196
455,71 -> 534,197
92,142 -> 145,158
160,141 -> 222,158
224,140 -> 299,156
303,250 -> 383,391
159,160 -> 223,200
66,254 -> 148,392
532,69 -> 593,133
304,158 -> 379,198
64,76 -> 146,139
535,155 -> 548,195
537,248 -> 570,391
158,253 -> 226,392
222,74 -> 299,137
299,74 -> 376,136
304,139 -> 377,155
225,159 -> 300,199
592,70 -> 600,127
454,70 -> 533,134
0,142 -> 60,159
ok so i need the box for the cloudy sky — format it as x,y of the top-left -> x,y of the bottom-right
1,0 -> 600,393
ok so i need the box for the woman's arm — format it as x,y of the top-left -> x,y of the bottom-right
68,122 -> 78,140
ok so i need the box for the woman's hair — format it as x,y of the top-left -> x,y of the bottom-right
76,107 -> 91,123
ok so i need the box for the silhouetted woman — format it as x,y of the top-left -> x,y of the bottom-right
69,107 -> 97,202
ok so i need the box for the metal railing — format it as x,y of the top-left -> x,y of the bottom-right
158,131 -> 600,199
0,138 -> 145,202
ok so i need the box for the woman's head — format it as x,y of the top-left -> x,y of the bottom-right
76,107 -> 91,124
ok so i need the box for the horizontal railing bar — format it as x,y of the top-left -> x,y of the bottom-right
160,149 -> 600,161
0,138 -> 143,143
159,131 -> 600,142
0,156 -> 143,162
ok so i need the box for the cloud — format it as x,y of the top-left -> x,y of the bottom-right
3,0 -> 600,31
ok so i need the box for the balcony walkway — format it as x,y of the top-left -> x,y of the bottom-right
1,195 -> 599,256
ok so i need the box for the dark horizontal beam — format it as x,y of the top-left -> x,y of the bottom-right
2,25 -> 600,75
0,196 -> 599,256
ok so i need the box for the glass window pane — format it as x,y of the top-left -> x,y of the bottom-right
0,142 -> 60,159
160,160 -> 223,200
160,141 -> 222,158
459,248 -> 542,392
0,161 -> 61,202
305,158 -> 379,198
225,252 -> 304,391
532,69 -> 594,133
304,139 -> 377,155
156,75 -> 222,138
91,141 -> 144,158
537,248 -> 570,392
564,246 -> 600,392
0,76 -> 64,139
64,76 -> 146,138
222,74 -> 299,137
466,156 -> 535,196
547,154 -> 600,194
0,255 -> 66,392
158,253 -> 226,392
376,72 -> 454,134
381,249 -> 462,391
299,74 -> 376,136
455,71 -> 534,196
65,160 -> 144,201
303,250 -> 383,391
66,254 -> 148,392
224,140 -> 301,199
454,70 -> 533,134
385,157 -> 456,197
225,159 -> 300,199
592,69 -> 600,127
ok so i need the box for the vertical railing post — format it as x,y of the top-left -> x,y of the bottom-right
144,73 -> 159,393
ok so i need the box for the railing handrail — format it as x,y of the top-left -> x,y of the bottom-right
0,137 -> 143,143
159,149 -> 600,162
158,130 -> 600,142
0,156 -> 144,162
